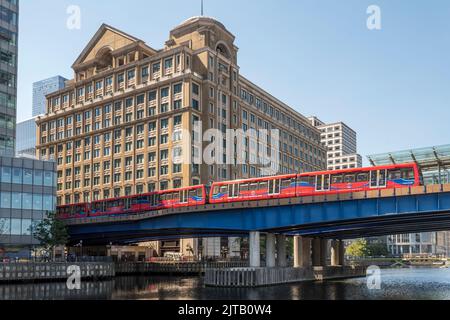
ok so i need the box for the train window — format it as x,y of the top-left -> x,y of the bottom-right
212,186 -> 220,195
180,191 -> 188,203
281,179 -> 292,190
332,175 -> 343,184
240,183 -> 249,192
154,194 -> 160,205
196,188 -> 202,197
344,174 -> 355,183
188,190 -> 196,199
249,183 -> 259,191
370,170 -> 378,187
220,186 -> 228,194
388,170 -> 401,180
316,175 -> 323,191
323,175 -> 330,190
166,193 -> 173,201
274,179 -> 280,194
357,173 -> 369,182
401,168 -> 414,180
379,170 -> 387,186
173,192 -> 180,201
259,181 -> 268,192
160,194 -> 166,201
299,176 -> 315,186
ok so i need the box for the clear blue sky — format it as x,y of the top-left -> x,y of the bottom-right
17,0 -> 450,162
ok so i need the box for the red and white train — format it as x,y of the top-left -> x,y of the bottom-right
57,163 -> 421,219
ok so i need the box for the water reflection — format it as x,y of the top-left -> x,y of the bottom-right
1,268 -> 450,300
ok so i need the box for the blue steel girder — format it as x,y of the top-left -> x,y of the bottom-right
67,189 -> 450,245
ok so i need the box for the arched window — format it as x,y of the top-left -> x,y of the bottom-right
216,43 -> 230,59
96,47 -> 113,70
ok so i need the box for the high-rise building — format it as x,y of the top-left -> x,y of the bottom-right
0,1 -> 59,260
32,76 -> 67,117
16,116 -> 38,157
309,117 -> 362,171
36,18 -> 327,256
16,76 -> 66,158
0,0 -> 19,157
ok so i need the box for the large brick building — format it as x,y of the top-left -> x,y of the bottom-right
36,17 -> 326,257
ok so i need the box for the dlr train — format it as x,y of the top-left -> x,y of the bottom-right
57,163 -> 421,219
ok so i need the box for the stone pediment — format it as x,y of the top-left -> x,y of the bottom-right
71,24 -> 143,69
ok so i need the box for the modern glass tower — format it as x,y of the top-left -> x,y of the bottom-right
32,76 -> 67,117
0,0 -> 57,259
0,0 -> 19,157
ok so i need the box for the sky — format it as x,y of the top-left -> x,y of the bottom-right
17,0 -> 450,163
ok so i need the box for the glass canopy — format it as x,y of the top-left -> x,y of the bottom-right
367,145 -> 450,185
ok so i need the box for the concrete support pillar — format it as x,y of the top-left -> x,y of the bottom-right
312,238 -> 322,267
266,234 -> 276,268
276,235 -> 287,267
293,236 -> 302,268
339,240 -> 345,266
294,236 -> 312,268
320,239 -> 328,266
331,240 -> 340,266
302,238 -> 312,268
249,232 -> 260,268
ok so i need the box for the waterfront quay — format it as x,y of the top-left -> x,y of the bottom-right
0,259 -> 367,288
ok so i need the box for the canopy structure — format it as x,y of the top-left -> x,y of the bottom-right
367,145 -> 450,185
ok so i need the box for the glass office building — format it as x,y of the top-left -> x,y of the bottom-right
0,156 -> 56,258
16,117 -> 37,157
32,76 -> 66,117
0,0 -> 19,157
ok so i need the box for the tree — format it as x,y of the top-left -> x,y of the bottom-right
346,239 -> 390,258
346,239 -> 369,257
33,211 -> 69,261
366,243 -> 389,257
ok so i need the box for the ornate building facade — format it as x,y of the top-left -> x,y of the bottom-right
36,17 -> 326,257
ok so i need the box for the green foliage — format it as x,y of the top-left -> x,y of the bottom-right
366,243 -> 389,257
33,212 -> 69,254
346,239 -> 389,257
346,239 -> 369,257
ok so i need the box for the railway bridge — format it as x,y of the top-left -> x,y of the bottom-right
65,184 -> 450,268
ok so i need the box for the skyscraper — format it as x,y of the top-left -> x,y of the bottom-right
0,1 -> 57,259
32,76 -> 67,117
0,0 -> 19,157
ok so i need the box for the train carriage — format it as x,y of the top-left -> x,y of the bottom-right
57,164 -> 420,218
56,203 -> 89,219
159,185 -> 207,209
296,163 -> 420,196
210,174 -> 298,204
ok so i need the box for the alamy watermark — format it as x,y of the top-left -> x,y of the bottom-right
169,121 -> 281,176
366,265 -> 381,290
66,5 -> 81,30
367,5 -> 382,30
67,265 -> 81,290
